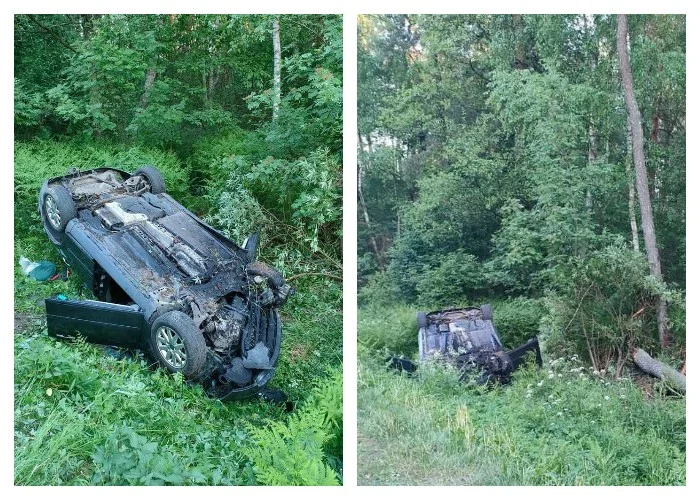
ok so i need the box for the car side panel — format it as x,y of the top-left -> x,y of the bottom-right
45,298 -> 148,348
60,223 -> 95,289
66,221 -> 159,321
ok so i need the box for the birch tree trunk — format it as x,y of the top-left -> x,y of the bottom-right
140,67 -> 157,108
617,14 -> 671,348
272,17 -> 281,122
625,117 -> 640,251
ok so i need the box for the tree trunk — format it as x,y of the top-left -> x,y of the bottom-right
140,67 -> 157,108
358,131 -> 385,271
586,123 -> 597,210
617,14 -> 670,348
633,348 -> 685,393
272,17 -> 281,122
625,117 -> 640,251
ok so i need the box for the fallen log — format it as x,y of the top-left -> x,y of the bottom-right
633,348 -> 685,394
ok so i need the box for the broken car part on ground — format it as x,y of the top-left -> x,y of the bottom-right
39,166 -> 293,400
390,305 -> 542,384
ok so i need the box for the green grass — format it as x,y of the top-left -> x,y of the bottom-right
358,306 -> 686,486
14,140 -> 342,485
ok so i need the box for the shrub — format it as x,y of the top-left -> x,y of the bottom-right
492,297 -> 545,349
548,241 -> 668,375
415,251 -> 487,306
358,271 -> 402,308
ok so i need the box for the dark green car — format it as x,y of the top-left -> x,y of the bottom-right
40,166 -> 293,400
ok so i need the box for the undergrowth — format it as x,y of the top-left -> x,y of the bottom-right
357,305 -> 685,486
14,140 -> 342,485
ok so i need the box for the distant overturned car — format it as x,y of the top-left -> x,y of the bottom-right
39,166 -> 293,400
392,304 -> 541,384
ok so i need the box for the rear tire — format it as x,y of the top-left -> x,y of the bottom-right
134,166 -> 166,194
149,311 -> 207,379
480,304 -> 493,321
417,311 -> 428,329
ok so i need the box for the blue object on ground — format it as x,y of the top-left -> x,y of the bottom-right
28,261 -> 56,281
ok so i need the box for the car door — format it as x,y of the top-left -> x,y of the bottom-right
45,298 -> 147,348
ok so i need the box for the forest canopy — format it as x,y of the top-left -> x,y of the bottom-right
357,14 -> 685,369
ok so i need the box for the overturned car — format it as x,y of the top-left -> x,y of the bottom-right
392,304 -> 541,384
39,166 -> 292,400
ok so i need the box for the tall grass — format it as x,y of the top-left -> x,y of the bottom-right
358,305 -> 685,485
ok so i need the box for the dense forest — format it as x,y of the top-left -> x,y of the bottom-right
357,14 -> 685,485
15,14 -> 342,485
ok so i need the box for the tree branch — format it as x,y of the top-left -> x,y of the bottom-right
26,15 -> 79,54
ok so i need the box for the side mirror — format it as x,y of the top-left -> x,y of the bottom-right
242,232 -> 259,260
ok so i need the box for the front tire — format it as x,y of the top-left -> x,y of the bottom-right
150,311 -> 207,379
134,166 -> 166,194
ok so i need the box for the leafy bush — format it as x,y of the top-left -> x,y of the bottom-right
492,297 -> 545,349
358,271 -> 402,308
415,251 -> 487,305
547,241 -> 668,374
212,148 -> 341,254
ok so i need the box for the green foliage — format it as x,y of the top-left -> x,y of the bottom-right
492,297 -> 545,349
357,271 -> 402,308
547,241 -> 670,372
91,425 -> 219,485
212,148 -> 341,255
357,305 -> 419,358
414,251 -> 486,305
242,371 -> 342,485
358,13 -> 685,317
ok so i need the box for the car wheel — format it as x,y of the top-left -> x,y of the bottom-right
42,185 -> 77,237
134,165 -> 166,194
416,311 -> 428,329
150,311 -> 207,379
480,303 -> 493,321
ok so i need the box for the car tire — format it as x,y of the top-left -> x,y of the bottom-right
150,311 -> 207,379
480,303 -> 493,321
42,184 -> 77,239
247,261 -> 285,288
134,166 -> 166,194
417,311 -> 428,329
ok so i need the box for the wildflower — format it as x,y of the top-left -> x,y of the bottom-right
557,373 -> 562,377
557,411 -> 563,417
548,373 -> 555,379
604,395 -> 610,401
537,380 -> 544,387
548,394 -> 554,399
